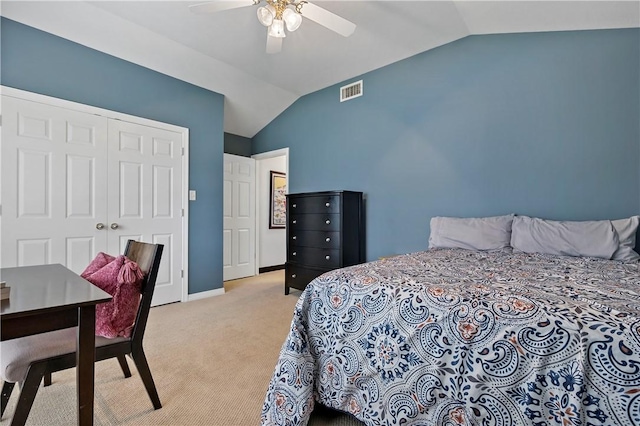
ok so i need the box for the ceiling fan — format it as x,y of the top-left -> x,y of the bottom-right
189,0 -> 356,54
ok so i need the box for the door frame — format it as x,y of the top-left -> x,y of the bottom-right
0,86 -> 190,302
251,147 -> 289,275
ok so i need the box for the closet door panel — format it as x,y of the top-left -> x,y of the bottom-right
1,96 -> 108,272
107,119 -> 183,305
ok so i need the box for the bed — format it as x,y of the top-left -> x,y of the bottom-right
261,215 -> 640,426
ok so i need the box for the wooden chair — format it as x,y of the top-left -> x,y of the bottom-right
0,240 -> 164,426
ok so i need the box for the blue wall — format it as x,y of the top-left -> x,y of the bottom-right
1,18 -> 225,294
253,29 -> 640,260
224,132 -> 252,157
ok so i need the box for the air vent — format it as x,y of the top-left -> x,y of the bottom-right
340,80 -> 363,102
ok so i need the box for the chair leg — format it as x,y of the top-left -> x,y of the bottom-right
43,373 -> 52,387
1,381 -> 15,418
117,354 -> 132,378
131,349 -> 161,409
10,362 -> 47,426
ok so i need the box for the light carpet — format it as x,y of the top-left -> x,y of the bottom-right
1,270 -> 362,426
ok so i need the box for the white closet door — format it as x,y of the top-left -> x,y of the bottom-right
2,93 -> 185,307
223,154 -> 256,281
107,119 -> 183,306
1,96 -> 108,273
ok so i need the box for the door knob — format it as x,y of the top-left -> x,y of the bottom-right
325,237 -> 331,242
325,219 -> 331,224
96,223 -> 105,230
110,223 -> 119,230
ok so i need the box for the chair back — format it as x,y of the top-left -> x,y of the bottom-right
124,240 -> 164,348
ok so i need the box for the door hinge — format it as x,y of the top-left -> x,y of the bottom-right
182,208 -> 184,217
181,147 -> 185,156
181,270 -> 184,278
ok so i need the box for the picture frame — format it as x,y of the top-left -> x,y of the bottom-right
269,171 -> 287,229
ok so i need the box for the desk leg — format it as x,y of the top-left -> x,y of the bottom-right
77,305 -> 95,426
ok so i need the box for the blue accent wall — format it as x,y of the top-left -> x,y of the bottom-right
1,18 -> 225,294
253,29 -> 640,260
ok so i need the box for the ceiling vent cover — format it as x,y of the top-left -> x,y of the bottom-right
340,80 -> 363,102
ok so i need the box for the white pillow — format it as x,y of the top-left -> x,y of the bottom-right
510,216 -> 619,259
429,214 -> 514,252
611,216 -> 640,262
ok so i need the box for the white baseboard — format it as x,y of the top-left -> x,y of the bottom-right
187,287 -> 225,301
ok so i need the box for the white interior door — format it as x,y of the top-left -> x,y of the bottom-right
1,92 -> 185,306
223,154 -> 256,281
107,119 -> 183,306
1,96 -> 108,273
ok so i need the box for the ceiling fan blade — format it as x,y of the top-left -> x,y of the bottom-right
188,1 -> 255,15
266,35 -> 282,54
300,2 -> 356,37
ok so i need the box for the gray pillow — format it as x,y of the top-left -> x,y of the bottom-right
510,216 -> 619,259
428,214 -> 514,252
611,216 -> 640,262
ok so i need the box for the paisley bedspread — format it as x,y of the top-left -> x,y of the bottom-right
261,249 -> 640,426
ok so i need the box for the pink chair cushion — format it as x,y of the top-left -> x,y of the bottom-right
81,253 -> 144,338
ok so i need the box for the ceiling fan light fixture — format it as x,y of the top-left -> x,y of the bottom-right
268,18 -> 286,38
282,8 -> 302,32
188,0 -> 357,54
257,5 -> 274,26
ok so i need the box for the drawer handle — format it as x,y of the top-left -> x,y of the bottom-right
292,274 -> 296,278
292,220 -> 297,224
293,252 -> 297,256
325,202 -> 330,207
292,203 -> 297,208
325,219 -> 331,225
325,237 -> 331,242
292,236 -> 297,240
325,255 -> 331,260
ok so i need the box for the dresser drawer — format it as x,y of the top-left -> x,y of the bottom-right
288,247 -> 340,268
289,214 -> 340,231
285,263 -> 328,292
289,230 -> 340,249
289,195 -> 340,214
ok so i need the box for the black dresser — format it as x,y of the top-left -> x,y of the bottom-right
285,190 -> 365,294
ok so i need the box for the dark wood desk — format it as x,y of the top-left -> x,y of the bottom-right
0,264 -> 112,426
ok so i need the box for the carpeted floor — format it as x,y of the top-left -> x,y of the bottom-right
1,270 -> 363,426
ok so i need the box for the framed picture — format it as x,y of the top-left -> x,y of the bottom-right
269,171 -> 287,229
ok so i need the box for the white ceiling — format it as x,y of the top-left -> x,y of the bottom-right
2,1 -> 639,138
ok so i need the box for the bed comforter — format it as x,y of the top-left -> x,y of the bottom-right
261,249 -> 640,426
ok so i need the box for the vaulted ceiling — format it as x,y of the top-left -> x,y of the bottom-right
2,1 -> 638,138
